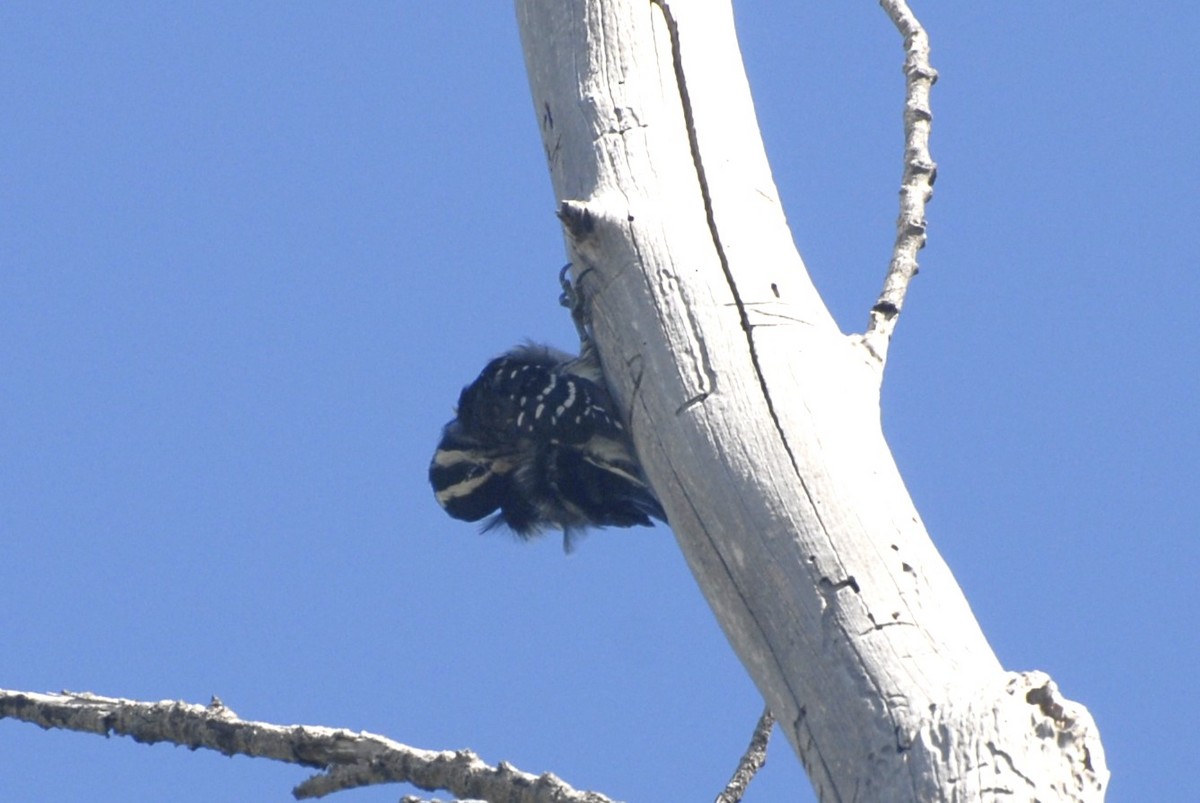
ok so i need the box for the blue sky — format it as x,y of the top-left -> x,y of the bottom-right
2,3 -> 1195,801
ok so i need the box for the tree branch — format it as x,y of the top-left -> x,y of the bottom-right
860,0 -> 939,368
516,1 -> 1107,799
713,707 -> 774,803
0,689 -> 616,803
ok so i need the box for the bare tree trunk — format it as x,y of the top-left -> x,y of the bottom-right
514,1 -> 1108,800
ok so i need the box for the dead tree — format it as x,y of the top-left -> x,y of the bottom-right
515,0 -> 1108,799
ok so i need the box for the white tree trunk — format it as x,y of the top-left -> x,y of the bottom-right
515,1 -> 1108,800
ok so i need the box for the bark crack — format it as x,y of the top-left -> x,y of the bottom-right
987,741 -> 1036,790
648,0 -> 820,513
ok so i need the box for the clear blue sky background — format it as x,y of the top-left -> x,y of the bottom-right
2,3 -> 1195,801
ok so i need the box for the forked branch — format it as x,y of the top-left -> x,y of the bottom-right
0,689 -> 615,803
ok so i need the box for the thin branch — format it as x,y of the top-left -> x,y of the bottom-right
862,0 -> 938,366
713,707 -> 774,803
0,689 -> 617,803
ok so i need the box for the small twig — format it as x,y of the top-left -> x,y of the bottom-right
862,0 -> 938,367
0,688 -> 617,803
714,707 -> 775,803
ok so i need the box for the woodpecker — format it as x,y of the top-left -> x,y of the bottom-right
429,267 -> 664,550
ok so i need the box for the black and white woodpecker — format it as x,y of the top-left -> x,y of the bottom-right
428,266 -> 665,550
